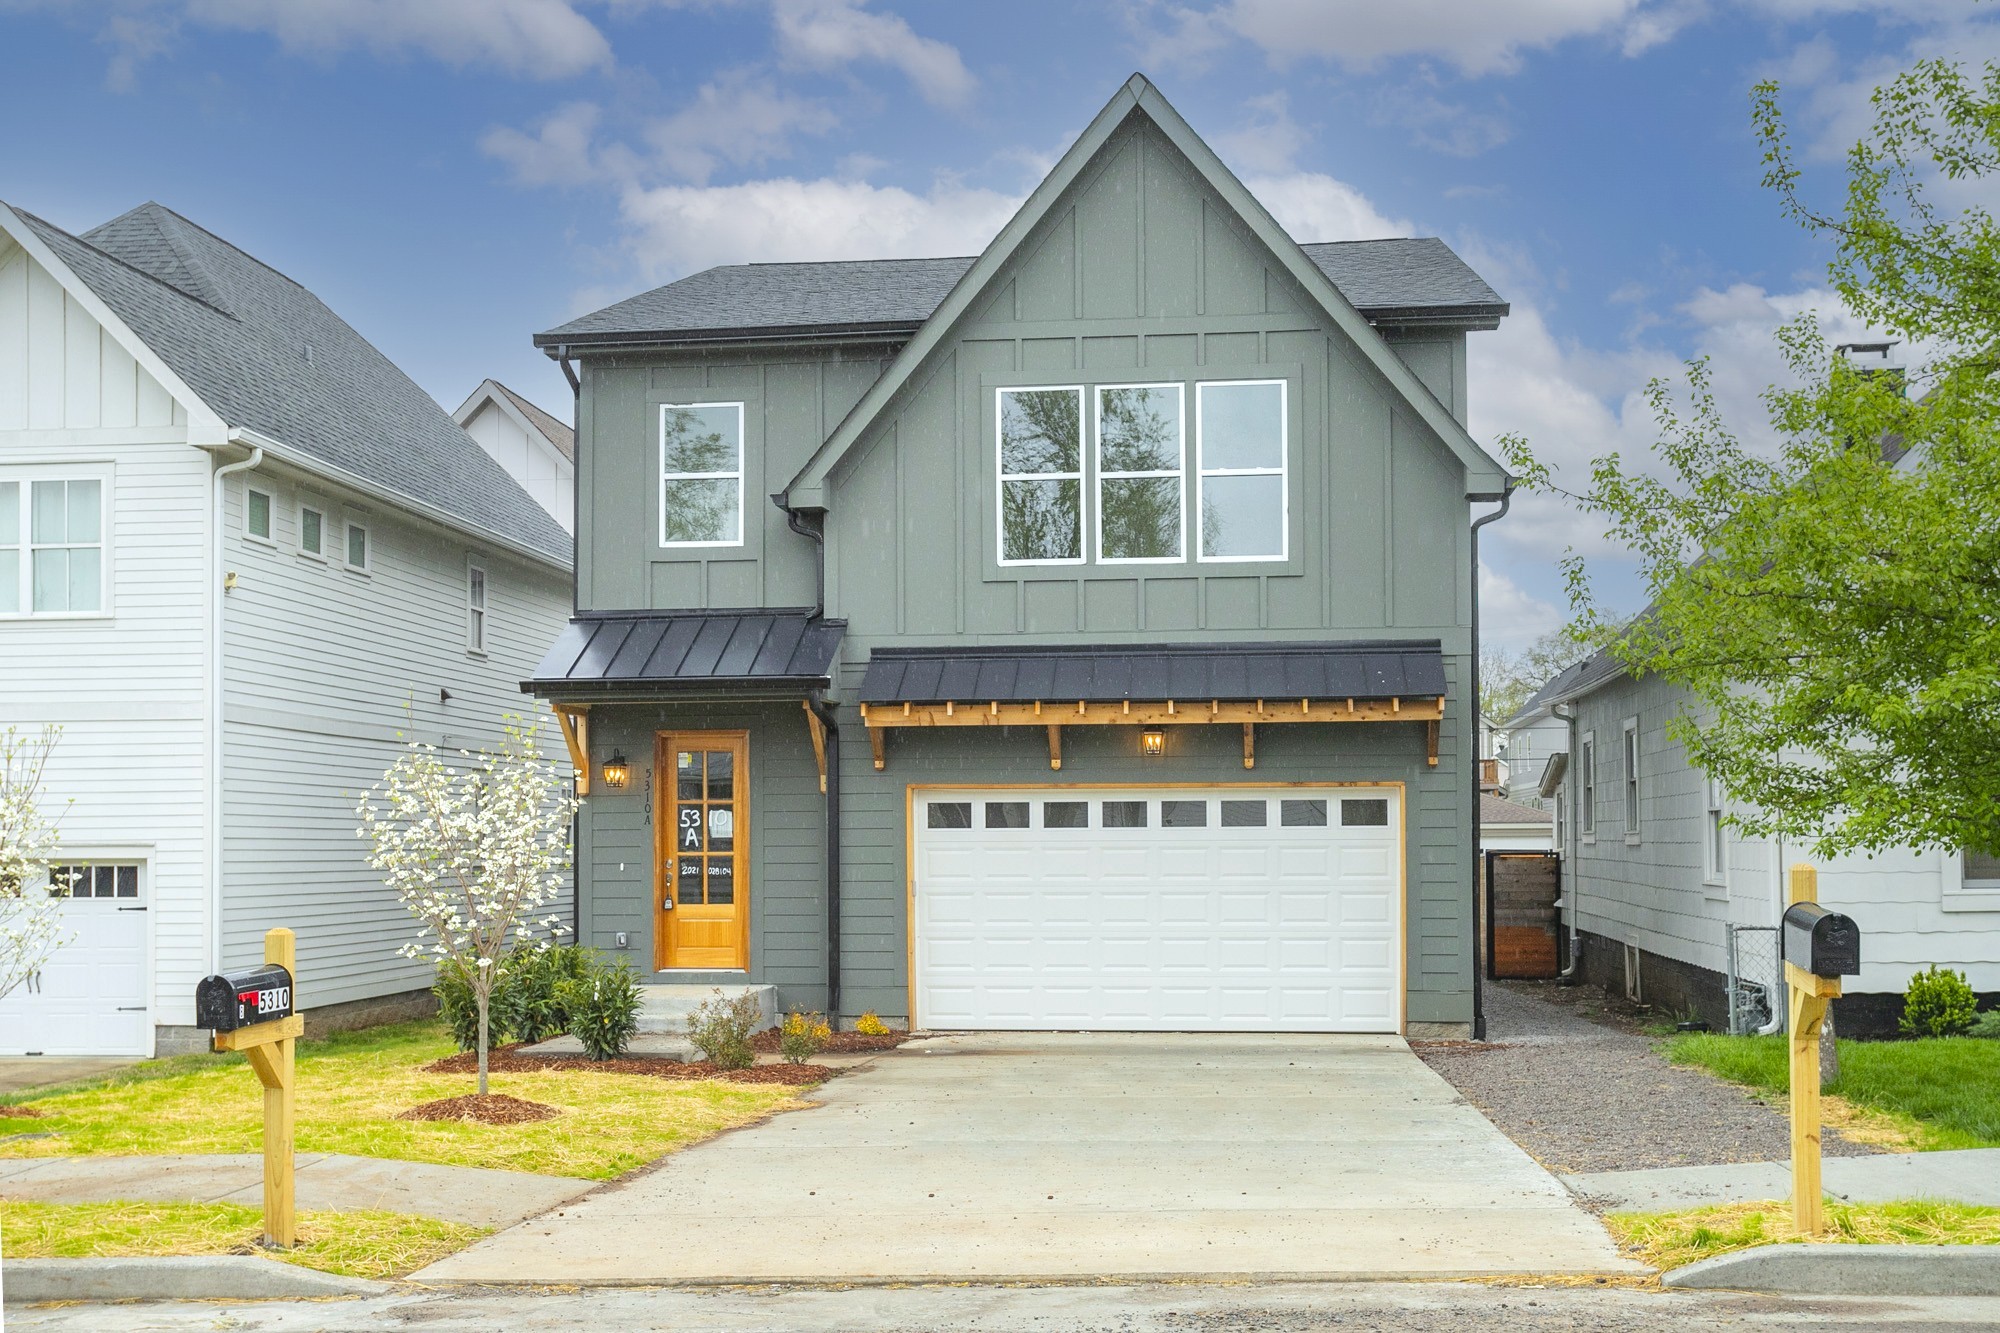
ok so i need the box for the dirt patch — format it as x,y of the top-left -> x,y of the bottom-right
422,1045 -> 831,1087
0,1105 -> 44,1119
399,1093 -> 560,1125
750,1028 -> 908,1055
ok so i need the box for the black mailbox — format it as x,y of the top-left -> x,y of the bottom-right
1783,903 -> 1860,978
195,964 -> 294,1032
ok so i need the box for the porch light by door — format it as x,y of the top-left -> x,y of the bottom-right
1140,729 -> 1167,758
601,750 -> 631,790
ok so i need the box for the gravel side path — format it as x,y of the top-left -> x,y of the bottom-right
1415,980 -> 1880,1174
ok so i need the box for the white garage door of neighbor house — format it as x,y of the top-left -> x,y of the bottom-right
0,863 -> 151,1057
913,788 -> 1403,1033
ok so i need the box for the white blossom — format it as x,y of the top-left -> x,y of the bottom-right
0,726 -> 70,1003
357,716 -> 578,1094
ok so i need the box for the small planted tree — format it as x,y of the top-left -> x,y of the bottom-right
357,719 -> 578,1095
0,726 -> 69,1003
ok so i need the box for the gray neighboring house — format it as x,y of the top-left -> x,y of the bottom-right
526,75 -> 1513,1037
0,200 -> 572,1056
1523,649 -> 2000,1035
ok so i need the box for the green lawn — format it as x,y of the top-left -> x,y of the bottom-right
0,1021 -> 807,1180
1608,1199 -> 2000,1271
1666,1032 -> 2000,1151
0,1200 -> 484,1280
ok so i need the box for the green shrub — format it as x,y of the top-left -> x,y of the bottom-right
506,943 -> 592,1045
432,965 -> 489,1052
779,1010 -> 832,1064
686,990 -> 763,1069
1901,966 -> 1980,1038
561,959 -> 642,1061
1970,1010 -> 2000,1040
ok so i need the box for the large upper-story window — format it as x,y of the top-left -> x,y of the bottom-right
660,403 -> 744,547
998,387 -> 1083,565
0,476 -> 105,617
1096,384 -> 1184,563
1197,380 -> 1287,561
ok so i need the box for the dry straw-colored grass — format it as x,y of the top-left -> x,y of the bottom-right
0,1200 -> 484,1279
1608,1198 -> 2000,1271
0,1022 -> 805,1180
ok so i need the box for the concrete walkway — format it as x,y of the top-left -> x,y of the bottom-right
0,1152 -> 592,1228
417,1033 -> 1641,1284
1566,1147 -> 2000,1212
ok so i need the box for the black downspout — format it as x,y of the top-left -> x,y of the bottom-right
776,494 -> 826,619
807,692 -> 842,1020
1469,481 -> 1515,1042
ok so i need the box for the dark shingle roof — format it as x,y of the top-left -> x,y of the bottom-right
13,202 -> 570,566
1481,793 -> 1552,826
858,640 -> 1446,705
490,380 -> 575,461
524,610 -> 845,695
538,238 -> 1505,349
1510,648 -> 1628,723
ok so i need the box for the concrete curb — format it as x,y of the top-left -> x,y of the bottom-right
1,1256 -> 392,1303
1663,1243 -> 2000,1296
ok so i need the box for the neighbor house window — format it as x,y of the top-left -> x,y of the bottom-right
345,521 -> 369,571
246,487 -> 273,541
997,387 -> 1083,564
1964,849 -> 2000,889
466,563 -> 487,653
1096,384 -> 1183,562
298,505 -> 324,557
0,476 -> 106,616
1196,380 -> 1286,561
1622,719 -> 1641,836
1578,733 -> 1596,835
1703,774 -> 1728,887
659,403 -> 744,547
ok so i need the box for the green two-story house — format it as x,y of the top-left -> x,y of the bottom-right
525,75 -> 1511,1038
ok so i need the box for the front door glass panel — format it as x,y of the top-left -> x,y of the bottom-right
674,748 -> 739,905
658,733 -> 750,971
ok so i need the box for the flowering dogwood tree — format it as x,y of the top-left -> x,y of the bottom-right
357,719 -> 578,1094
0,726 -> 69,1003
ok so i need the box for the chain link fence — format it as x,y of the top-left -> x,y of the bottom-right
1726,924 -> 1782,1035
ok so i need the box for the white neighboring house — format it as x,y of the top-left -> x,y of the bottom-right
1523,651 -> 2000,1034
0,200 -> 573,1057
453,379 -> 573,533
1480,794 -> 1554,852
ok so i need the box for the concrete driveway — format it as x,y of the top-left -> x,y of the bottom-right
416,1033 -> 1639,1284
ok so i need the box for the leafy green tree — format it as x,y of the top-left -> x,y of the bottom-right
1503,57 -> 2000,860
1481,625 -> 1627,725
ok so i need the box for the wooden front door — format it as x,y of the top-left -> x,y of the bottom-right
655,731 -> 749,970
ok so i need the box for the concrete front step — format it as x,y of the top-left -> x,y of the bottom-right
635,983 -> 778,1034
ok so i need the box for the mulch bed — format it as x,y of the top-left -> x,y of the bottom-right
398,1093 -> 560,1125
750,1028 -> 908,1055
0,1105 -> 44,1119
422,1045 -> 831,1087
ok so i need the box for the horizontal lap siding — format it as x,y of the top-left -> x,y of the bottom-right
220,464 -> 572,1009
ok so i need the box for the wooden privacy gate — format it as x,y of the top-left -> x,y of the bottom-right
1485,851 -> 1561,980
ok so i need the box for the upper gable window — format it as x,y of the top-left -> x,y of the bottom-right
1096,384 -> 1184,563
1196,380 -> 1287,561
997,387 -> 1083,565
660,403 -> 744,547
0,476 -> 106,617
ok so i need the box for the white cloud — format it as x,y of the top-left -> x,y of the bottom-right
186,0 -> 612,77
1243,172 -> 1409,242
644,70 -> 838,183
615,175 -> 1021,282
1479,564 -> 1566,652
1370,86 -> 1513,157
1212,91 -> 1311,176
770,0 -> 975,107
482,102 -> 617,188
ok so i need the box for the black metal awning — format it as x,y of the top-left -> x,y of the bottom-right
858,640 -> 1446,706
523,610 -> 845,697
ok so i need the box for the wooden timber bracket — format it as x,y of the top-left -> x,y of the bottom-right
802,700 -> 829,793
551,704 -> 590,796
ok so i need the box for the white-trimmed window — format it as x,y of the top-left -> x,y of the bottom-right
0,475 -> 107,617
1553,790 -> 1565,849
466,562 -> 488,654
1963,849 -> 2000,890
1095,383 -> 1184,563
1622,719 -> 1641,838
245,486 -> 273,542
1196,379 -> 1287,561
344,521 -> 369,572
997,386 -> 1084,565
1578,733 -> 1596,836
47,861 -> 140,899
1703,773 -> 1728,888
659,403 -> 744,547
298,504 -> 324,558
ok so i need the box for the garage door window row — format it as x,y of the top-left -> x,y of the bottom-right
925,796 -> 1389,831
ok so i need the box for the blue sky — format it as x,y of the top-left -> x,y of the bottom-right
4,0 -> 1992,649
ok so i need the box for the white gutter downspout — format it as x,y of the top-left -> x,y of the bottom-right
1755,833 -> 1787,1034
209,444 -> 262,976
1553,702 -> 1583,983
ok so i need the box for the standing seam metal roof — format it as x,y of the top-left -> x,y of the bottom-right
525,611 -> 845,693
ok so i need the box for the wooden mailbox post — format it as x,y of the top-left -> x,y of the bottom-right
205,927 -> 303,1248
1784,864 -> 1839,1237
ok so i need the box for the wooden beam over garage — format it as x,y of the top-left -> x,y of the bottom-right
861,696 -> 1444,730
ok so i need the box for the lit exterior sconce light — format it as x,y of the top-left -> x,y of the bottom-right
601,750 -> 631,790
1140,729 -> 1167,758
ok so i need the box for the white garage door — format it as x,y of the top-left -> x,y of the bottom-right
0,862 -> 150,1056
913,788 -> 1402,1032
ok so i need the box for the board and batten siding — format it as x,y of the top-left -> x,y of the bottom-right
0,238 -> 208,1042
461,396 -> 575,534
1568,670 -> 2000,995
218,458 -> 574,1010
